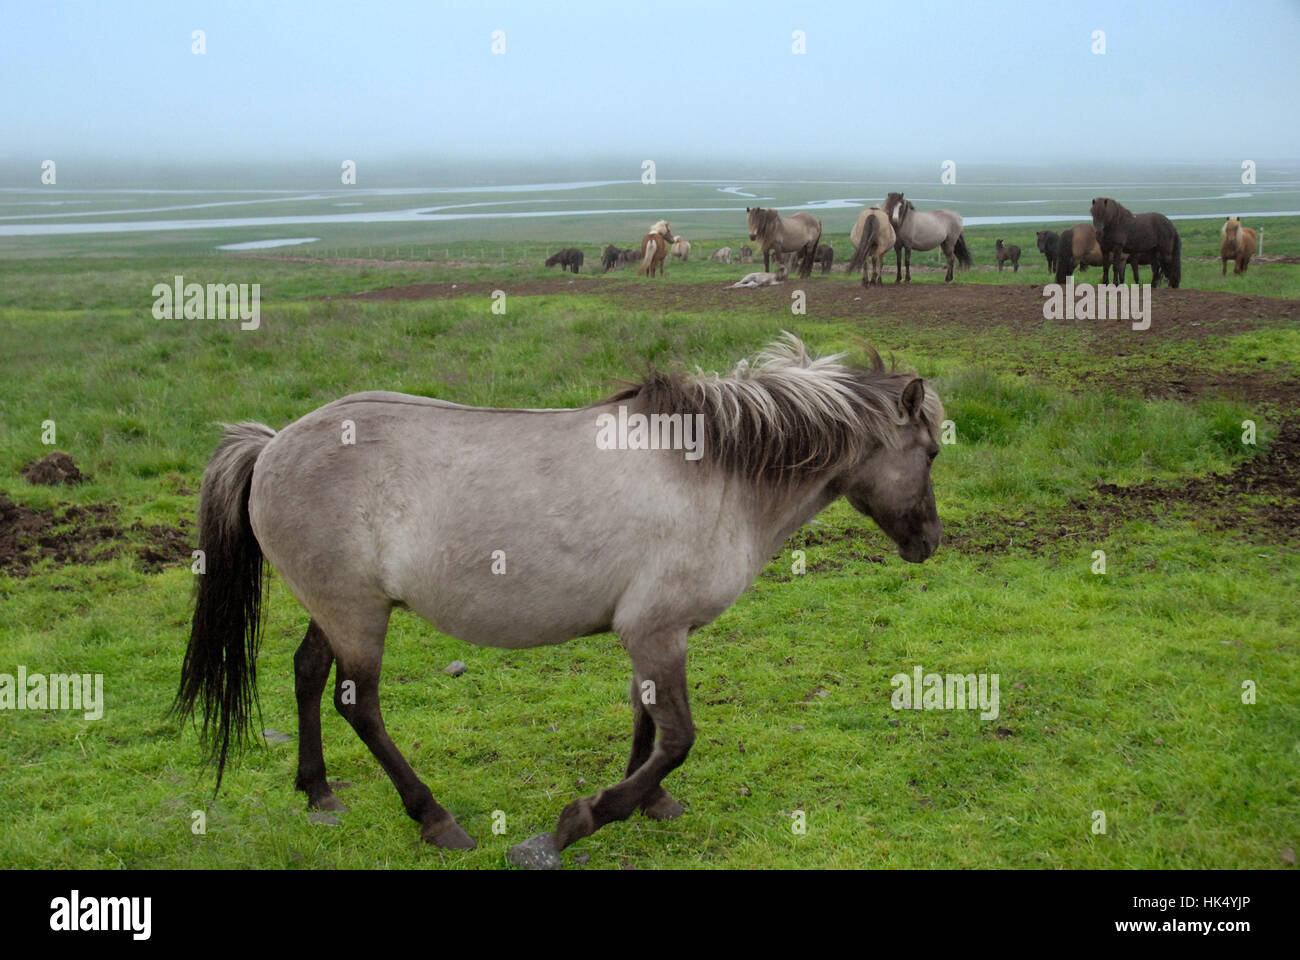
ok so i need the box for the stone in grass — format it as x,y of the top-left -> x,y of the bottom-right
508,832 -> 563,870
444,660 -> 467,677
263,729 -> 292,743
309,812 -> 341,827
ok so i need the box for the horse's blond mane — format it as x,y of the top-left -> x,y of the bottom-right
606,333 -> 944,484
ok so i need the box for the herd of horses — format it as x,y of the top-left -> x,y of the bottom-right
547,200 -> 1264,290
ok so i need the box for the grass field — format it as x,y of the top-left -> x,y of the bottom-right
1,215 -> 1297,870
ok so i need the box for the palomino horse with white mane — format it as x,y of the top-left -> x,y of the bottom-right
847,206 -> 896,287
746,207 -> 823,278
174,335 -> 944,857
638,220 -> 674,277
1220,217 -> 1257,276
882,192 -> 972,283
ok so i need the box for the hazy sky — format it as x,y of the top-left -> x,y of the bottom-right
4,0 -> 1299,174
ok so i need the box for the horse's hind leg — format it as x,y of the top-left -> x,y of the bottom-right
329,608 -> 476,850
294,620 -> 343,811
555,628 -> 693,849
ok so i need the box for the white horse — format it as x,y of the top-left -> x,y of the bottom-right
728,263 -> 788,288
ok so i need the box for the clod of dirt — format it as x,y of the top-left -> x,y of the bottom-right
508,832 -> 563,870
22,451 -> 87,486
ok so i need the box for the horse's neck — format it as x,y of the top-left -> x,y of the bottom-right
750,476 -> 840,559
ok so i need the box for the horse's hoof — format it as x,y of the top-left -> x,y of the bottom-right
422,818 -> 476,850
640,790 -> 684,821
309,793 -> 346,813
555,797 -> 596,850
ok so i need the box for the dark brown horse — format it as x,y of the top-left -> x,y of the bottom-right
814,243 -> 834,274
600,244 -> 620,272
994,239 -> 1020,272
545,248 -> 584,274
1090,197 -> 1181,288
1036,231 -> 1059,274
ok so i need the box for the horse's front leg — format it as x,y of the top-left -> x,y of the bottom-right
894,243 -> 903,282
555,628 -> 693,849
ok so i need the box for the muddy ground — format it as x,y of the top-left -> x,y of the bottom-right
0,492 -> 192,578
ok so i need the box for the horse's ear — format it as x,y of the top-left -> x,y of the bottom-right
900,379 -> 926,421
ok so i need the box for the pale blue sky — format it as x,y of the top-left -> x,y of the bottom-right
3,0 -> 1298,172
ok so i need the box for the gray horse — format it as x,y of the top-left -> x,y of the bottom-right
746,207 -> 823,278
883,192 -> 972,282
173,335 -> 944,856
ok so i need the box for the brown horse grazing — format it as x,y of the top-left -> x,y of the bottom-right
994,239 -> 1020,272
847,206 -> 896,287
638,221 -> 674,278
617,247 -> 642,267
882,193 -> 972,283
1221,217 -> 1258,276
172,334 -> 944,857
1053,223 -> 1105,284
814,244 -> 834,274
601,244 -> 620,272
746,207 -> 822,278
545,248 -> 584,274
1089,197 -> 1181,288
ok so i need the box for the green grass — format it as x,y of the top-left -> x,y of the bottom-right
0,230 -> 1297,869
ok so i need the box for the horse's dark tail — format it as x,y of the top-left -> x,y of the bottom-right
954,232 -> 973,269
848,216 -> 878,273
171,422 -> 276,791
1166,229 -> 1182,289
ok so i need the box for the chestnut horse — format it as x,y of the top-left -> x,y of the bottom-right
638,220 -> 674,278
1221,217 -> 1258,276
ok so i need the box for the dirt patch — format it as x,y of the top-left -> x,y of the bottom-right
325,276 -> 1299,346
0,493 -> 193,577
946,420 -> 1300,553
22,451 -> 88,486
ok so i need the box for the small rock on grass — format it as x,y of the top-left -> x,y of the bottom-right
444,660 -> 467,677
263,729 -> 291,743
508,832 -> 562,870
